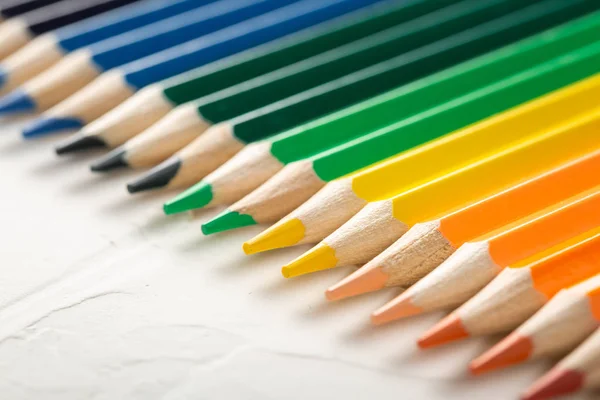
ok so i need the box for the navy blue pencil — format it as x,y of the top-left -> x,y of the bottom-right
0,0 -> 142,61
0,0 -> 303,119
0,0 -> 63,20
0,0 -> 219,94
21,0 -> 384,138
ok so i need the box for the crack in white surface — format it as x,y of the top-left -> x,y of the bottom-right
0,291 -> 129,346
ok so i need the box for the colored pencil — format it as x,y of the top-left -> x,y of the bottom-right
55,0 -> 454,155
91,0 -> 538,176
18,0 -> 382,138
0,0 -> 302,121
378,157 -> 600,326
121,0 -> 550,191
363,150 -> 600,316
199,37 -> 600,236
0,0 -> 218,95
417,228 -> 600,349
240,18 -> 600,255
0,0 -> 64,21
523,327 -> 600,400
163,0 -> 596,216
470,262 -> 600,375
93,0 -> 493,174
0,0 -> 141,62
285,105 -> 600,280
145,9 -> 600,203
325,83 -> 600,304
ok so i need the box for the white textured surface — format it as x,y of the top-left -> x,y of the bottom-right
0,118 -> 587,400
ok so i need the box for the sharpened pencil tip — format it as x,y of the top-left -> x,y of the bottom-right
163,181 -> 214,215
0,89 -> 36,116
127,158 -> 182,194
521,368 -> 584,400
417,314 -> 469,349
23,117 -> 83,138
0,68 -> 6,90
325,264 -> 389,301
201,210 -> 256,235
90,147 -> 128,172
281,243 -> 338,279
370,293 -> 423,325
470,333 -> 533,375
55,134 -> 107,155
243,218 -> 305,255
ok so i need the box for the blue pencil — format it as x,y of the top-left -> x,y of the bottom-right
0,0 -> 302,119
0,0 -> 220,94
0,0 -> 143,61
21,0 -> 384,139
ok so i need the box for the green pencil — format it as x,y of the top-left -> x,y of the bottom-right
54,0 -> 452,155
198,39 -> 600,235
122,0 -> 583,194
90,0 -> 530,173
160,9 -> 600,215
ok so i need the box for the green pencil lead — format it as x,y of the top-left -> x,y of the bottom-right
163,182 -> 214,215
201,210 -> 257,235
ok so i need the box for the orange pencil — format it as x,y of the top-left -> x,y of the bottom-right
522,327 -> 600,400
330,149 -> 600,304
417,228 -> 600,349
470,271 -> 600,376
373,188 -> 600,324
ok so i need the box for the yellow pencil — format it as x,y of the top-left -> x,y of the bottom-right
244,73 -> 600,255
282,107 -> 600,279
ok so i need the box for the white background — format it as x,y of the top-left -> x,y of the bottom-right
0,118 -> 588,399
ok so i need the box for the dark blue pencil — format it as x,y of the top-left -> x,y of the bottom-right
0,0 -> 142,60
0,0 -> 304,120
0,0 -> 219,94
21,0 -> 385,138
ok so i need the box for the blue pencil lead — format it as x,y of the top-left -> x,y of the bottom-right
0,90 -> 36,116
22,117 -> 83,139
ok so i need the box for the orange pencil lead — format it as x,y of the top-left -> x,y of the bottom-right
417,314 -> 469,349
470,333 -> 533,375
521,368 -> 584,400
325,265 -> 389,301
370,293 -> 423,325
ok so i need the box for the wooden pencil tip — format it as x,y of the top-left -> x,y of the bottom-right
280,243 -> 338,279
325,264 -> 389,301
417,314 -> 469,349
243,218 -> 306,255
521,368 -> 584,400
469,333 -> 533,375
370,293 -> 423,325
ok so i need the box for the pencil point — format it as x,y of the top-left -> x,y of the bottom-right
521,368 -> 583,400
281,243 -> 338,279
22,117 -> 83,138
55,134 -> 107,155
127,158 -> 182,194
326,264 -> 390,301
163,181 -> 213,215
0,68 -> 6,90
201,210 -> 256,235
243,218 -> 305,255
370,293 -> 423,325
90,147 -> 128,172
417,314 -> 469,349
470,333 -> 533,375
0,90 -> 36,116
